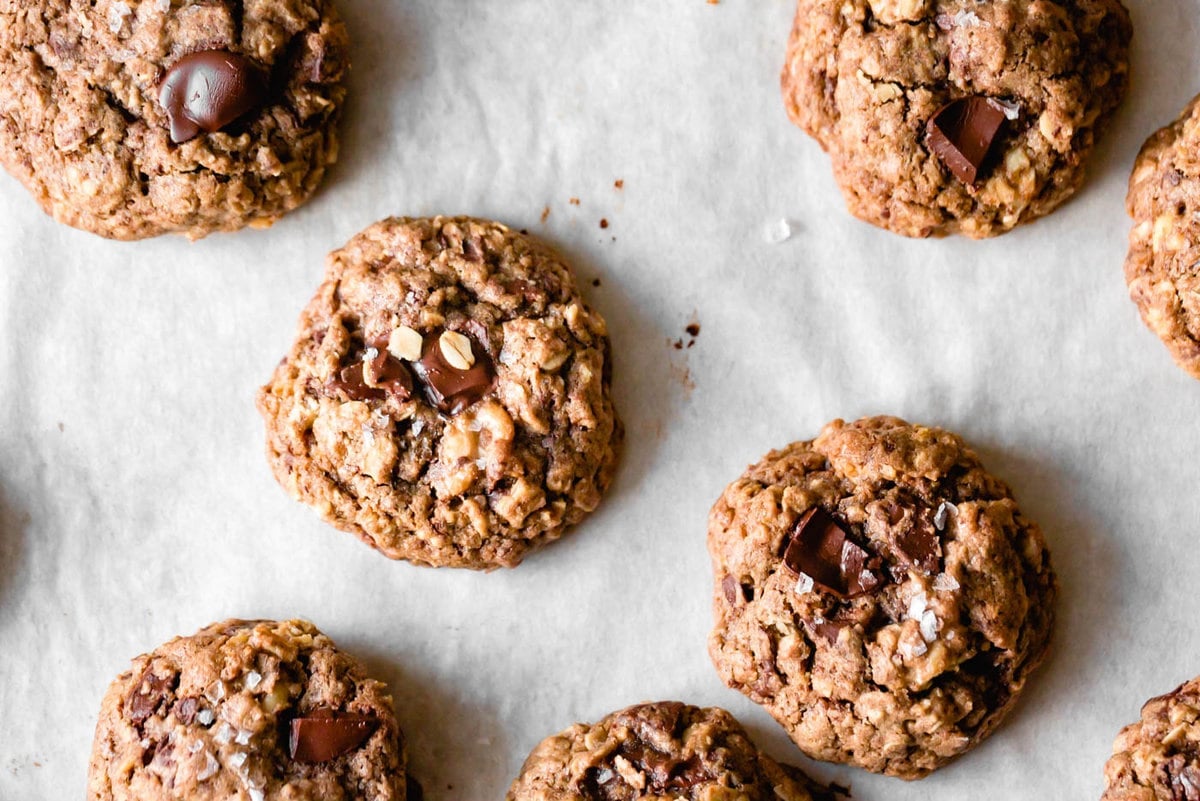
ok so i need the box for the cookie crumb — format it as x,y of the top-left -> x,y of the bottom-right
540,206 -> 550,223
569,197 -> 580,206
763,218 -> 793,244
614,179 -> 624,189
591,278 -> 601,287
685,323 -> 700,337
599,218 -> 608,229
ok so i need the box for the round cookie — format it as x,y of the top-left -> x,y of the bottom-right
707,416 -> 1056,779
87,619 -> 407,801
506,701 -> 833,801
781,0 -> 1131,238
1125,94 -> 1200,380
257,216 -> 622,570
1102,677 -> 1200,800
0,0 -> 348,240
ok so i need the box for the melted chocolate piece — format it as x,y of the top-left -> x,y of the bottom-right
172,697 -> 198,725
328,347 -> 413,403
721,574 -> 748,605
158,50 -> 267,144
1158,754 -> 1200,801
289,709 -> 379,763
126,668 -> 172,724
783,508 -> 884,598
925,96 -> 1009,184
411,329 -> 495,415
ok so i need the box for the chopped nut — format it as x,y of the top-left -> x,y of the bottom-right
439,330 -> 475,370
387,325 -> 424,362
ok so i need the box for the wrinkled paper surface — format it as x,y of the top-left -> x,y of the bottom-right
1,2 -> 1197,798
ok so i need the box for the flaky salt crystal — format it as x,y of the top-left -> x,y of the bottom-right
244,670 -> 262,690
249,789 -> 265,801
156,0 -> 170,10
188,740 -> 203,754
197,753 -> 219,781
214,723 -> 233,745
235,729 -> 252,746
794,572 -> 814,595
934,501 -> 957,531
933,573 -> 960,592
763,218 -> 793,244
919,609 -> 939,643
108,1 -> 131,33
229,752 -> 247,769
197,709 -> 214,726
907,592 -> 927,621
989,97 -> 1022,121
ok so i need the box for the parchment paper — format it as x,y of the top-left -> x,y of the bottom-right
2,2 -> 1197,798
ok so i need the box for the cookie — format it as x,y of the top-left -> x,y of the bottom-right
782,0 -> 1131,238
707,416 -> 1056,778
505,701 -> 833,801
1102,677 -> 1200,801
87,619 -> 407,801
1125,94 -> 1200,380
257,216 -> 622,570
0,0 -> 348,240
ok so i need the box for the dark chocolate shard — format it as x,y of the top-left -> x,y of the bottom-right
159,50 -> 267,144
172,697 -> 198,725
289,709 -> 379,763
783,507 -> 885,599
411,328 -> 495,415
925,96 -> 1009,184
329,347 -> 413,403
126,668 -> 172,724
1157,754 -> 1200,801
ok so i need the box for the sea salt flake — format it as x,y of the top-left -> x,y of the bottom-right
244,670 -> 262,690
197,753 -> 219,781
900,638 -> 928,659
763,218 -> 793,244
156,0 -> 170,10
596,768 -> 614,784
933,573 -> 960,592
108,1 -> 131,33
954,10 -> 980,27
988,97 -> 1022,121
214,723 -> 233,745
235,729 -> 253,746
188,740 -> 204,754
906,592 -> 928,621
933,501 -> 957,531
919,609 -> 940,643
794,572 -> 815,595
229,752 -> 248,769
249,789 -> 265,801
197,709 -> 215,726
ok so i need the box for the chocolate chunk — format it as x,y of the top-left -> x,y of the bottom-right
925,96 -> 1009,185
126,668 -> 172,724
783,507 -> 884,598
873,502 -> 941,575
411,329 -> 495,415
289,709 -> 380,763
159,50 -> 267,144
805,617 -> 844,645
721,574 -> 740,605
329,347 -> 413,403
462,237 -> 484,262
1158,754 -> 1200,801
172,697 -> 198,725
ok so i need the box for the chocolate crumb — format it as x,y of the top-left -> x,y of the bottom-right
591,278 -> 601,287
599,218 -> 609,229
614,179 -> 624,189
685,323 -> 700,337
569,197 -> 580,206
540,206 -> 550,223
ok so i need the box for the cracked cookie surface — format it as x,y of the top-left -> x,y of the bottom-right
506,701 -> 832,801
782,0 -> 1131,238
257,216 -> 622,570
707,416 -> 1056,778
1102,676 -> 1200,801
87,619 -> 406,801
1125,94 -> 1200,380
0,0 -> 347,240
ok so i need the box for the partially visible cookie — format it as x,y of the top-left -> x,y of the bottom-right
1103,677 -> 1200,800
506,701 -> 832,801
707,416 -> 1056,778
0,0 -> 348,240
782,0 -> 1131,238
87,619 -> 406,801
257,216 -> 622,570
1125,94 -> 1200,380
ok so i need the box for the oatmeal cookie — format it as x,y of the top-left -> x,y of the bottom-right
707,416 -> 1056,778
506,701 -> 832,801
1125,94 -> 1200,380
781,0 -> 1131,238
1102,676 -> 1200,800
87,619 -> 407,801
257,216 -> 622,570
0,0 -> 348,240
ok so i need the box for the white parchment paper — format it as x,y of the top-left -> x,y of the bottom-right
2,1 -> 1198,798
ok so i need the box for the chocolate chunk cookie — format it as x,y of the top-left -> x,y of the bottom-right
87,619 -> 407,801
0,0 -> 347,240
506,701 -> 833,801
707,416 -> 1056,779
782,0 -> 1131,238
257,216 -> 622,570
1125,94 -> 1200,380
1103,677 -> 1200,801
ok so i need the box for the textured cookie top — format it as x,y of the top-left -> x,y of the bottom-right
1125,94 -> 1200,380
505,701 -> 830,801
0,0 -> 347,240
1103,677 -> 1200,801
87,619 -> 406,801
257,216 -> 622,570
782,0 -> 1131,238
708,416 -> 1056,778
